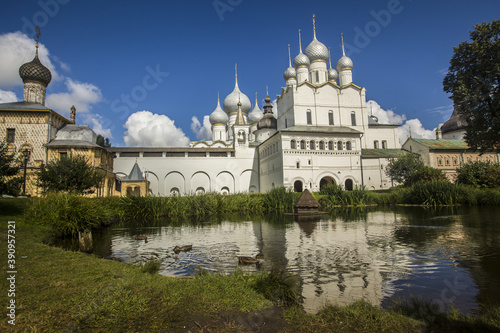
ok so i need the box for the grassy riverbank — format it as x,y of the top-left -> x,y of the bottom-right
2,198 -> 500,331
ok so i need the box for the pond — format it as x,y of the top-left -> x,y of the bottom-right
73,206 -> 500,314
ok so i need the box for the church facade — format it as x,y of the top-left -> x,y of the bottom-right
111,20 -> 401,196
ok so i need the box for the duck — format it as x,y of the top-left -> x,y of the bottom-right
134,234 -> 148,241
173,245 -> 192,253
238,254 -> 263,265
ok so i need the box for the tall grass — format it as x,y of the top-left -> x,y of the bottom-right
24,193 -> 114,236
262,186 -> 297,212
319,184 -> 376,207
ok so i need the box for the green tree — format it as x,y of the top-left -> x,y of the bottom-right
0,141 -> 22,196
385,152 -> 425,186
406,166 -> 448,186
443,20 -> 500,152
96,134 -> 111,148
455,160 -> 500,188
36,155 -> 104,194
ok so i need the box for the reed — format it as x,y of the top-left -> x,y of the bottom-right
24,193 -> 113,236
262,186 -> 297,212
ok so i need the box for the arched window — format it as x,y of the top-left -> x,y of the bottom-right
296,161 -> 300,169
445,157 -> 451,166
438,156 -> 443,166
337,141 -> 343,150
351,111 -> 356,126
306,110 -> 312,125
291,140 -> 296,149
345,179 -> 353,191
453,156 -> 459,166
382,140 -> 387,149
346,141 -> 352,150
328,111 -> 334,125
328,141 -> 333,150
300,140 -> 306,149
319,141 -> 325,150
374,141 -> 379,149
310,140 -> 315,150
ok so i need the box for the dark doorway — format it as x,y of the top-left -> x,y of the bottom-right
320,176 -> 336,190
294,180 -> 303,192
345,179 -> 353,191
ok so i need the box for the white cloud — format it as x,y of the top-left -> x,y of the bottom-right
424,104 -> 454,121
399,118 -> 437,144
87,114 -> 113,139
367,100 -> 405,124
46,78 -> 103,117
0,89 -> 18,103
191,115 -> 212,141
0,31 -> 62,87
123,111 -> 190,147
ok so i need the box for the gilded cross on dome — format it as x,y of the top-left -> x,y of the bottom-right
35,26 -> 41,55
312,14 -> 316,38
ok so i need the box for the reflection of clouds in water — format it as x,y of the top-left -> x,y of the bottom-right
94,208 -> 498,315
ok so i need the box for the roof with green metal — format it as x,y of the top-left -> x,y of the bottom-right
410,139 -> 469,149
361,149 -> 405,158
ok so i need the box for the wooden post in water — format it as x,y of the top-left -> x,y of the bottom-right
78,230 -> 93,252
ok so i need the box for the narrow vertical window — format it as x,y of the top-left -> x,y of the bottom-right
319,141 -> 324,150
7,128 -> 15,143
351,112 -> 356,126
285,118 -> 288,128
374,141 -> 379,149
337,141 -> 343,150
306,110 -> 312,125
382,140 -> 387,149
346,141 -> 351,150
328,111 -> 334,125
300,140 -> 306,149
315,71 -> 319,83
291,140 -> 296,149
310,141 -> 315,149
328,141 -> 333,150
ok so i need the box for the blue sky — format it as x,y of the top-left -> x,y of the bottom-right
1,0 -> 499,146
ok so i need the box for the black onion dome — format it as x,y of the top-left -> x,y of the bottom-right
441,108 -> 468,134
19,53 -> 52,86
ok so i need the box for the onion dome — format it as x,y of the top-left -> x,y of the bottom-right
328,67 -> 339,82
209,96 -> 228,125
223,65 -> 251,115
441,107 -> 467,134
304,14 -> 329,63
327,48 -> 338,81
336,33 -> 353,71
284,44 -> 297,80
336,55 -> 353,71
293,53 -> 310,68
19,50 -> 52,86
248,94 -> 264,124
293,29 -> 310,69
304,39 -> 329,63
284,66 -> 296,81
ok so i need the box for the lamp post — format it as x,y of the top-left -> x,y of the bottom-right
22,149 -> 31,196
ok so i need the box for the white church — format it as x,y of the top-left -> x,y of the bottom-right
111,16 -> 402,196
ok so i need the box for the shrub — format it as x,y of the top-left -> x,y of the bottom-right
455,161 -> 500,188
